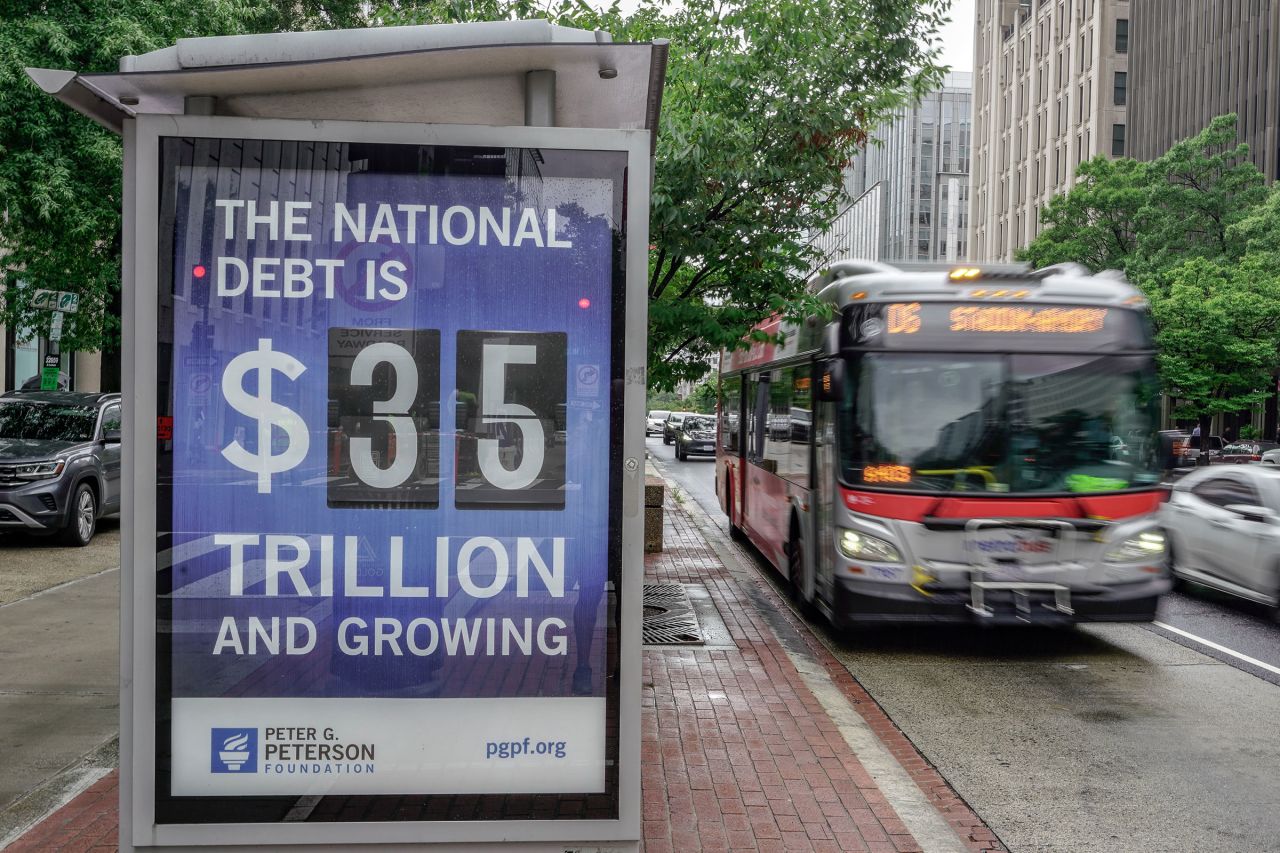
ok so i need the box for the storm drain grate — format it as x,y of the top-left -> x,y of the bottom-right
642,583 -> 704,645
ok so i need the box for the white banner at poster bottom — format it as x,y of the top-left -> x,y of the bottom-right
171,697 -> 606,796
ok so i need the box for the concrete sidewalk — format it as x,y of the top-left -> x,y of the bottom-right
5,477 -> 1004,852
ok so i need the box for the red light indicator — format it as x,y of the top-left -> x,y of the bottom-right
193,264 -> 207,279
578,297 -> 591,309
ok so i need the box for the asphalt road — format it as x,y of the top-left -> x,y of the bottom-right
649,437 -> 1280,853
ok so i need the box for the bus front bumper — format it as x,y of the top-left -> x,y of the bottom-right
831,575 -> 1170,628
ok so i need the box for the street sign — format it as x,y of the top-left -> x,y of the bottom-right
39,366 -> 60,390
29,289 -> 79,313
43,353 -> 61,369
48,310 -> 64,342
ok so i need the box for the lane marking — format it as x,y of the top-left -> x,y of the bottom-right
1153,621 -> 1280,677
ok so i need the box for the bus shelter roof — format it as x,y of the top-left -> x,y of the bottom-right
26,19 -> 667,142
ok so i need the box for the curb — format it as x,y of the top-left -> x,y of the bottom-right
650,458 -> 1008,853
0,735 -> 118,849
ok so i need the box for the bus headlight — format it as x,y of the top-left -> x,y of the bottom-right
838,529 -> 903,563
1104,531 -> 1165,563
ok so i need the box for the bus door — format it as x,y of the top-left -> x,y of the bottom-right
743,371 -> 773,552
718,375 -> 745,524
812,394 -> 837,606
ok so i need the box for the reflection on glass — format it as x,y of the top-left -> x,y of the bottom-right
841,353 -> 1162,493
0,401 -> 97,442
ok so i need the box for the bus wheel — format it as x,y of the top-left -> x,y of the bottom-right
787,527 -> 807,604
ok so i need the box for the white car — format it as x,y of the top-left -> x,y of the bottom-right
1261,448 -> 1280,465
1160,465 -> 1280,613
646,410 -> 671,437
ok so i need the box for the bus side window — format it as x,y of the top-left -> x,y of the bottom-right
748,373 -> 771,463
764,368 -> 792,473
720,376 -> 742,453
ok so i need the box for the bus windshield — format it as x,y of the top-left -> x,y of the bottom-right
840,353 -> 1163,494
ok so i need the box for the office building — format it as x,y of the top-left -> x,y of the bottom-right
969,0 -> 1130,261
815,73 -> 973,266
1129,0 -> 1280,179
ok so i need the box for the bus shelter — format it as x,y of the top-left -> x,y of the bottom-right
31,19 -> 664,851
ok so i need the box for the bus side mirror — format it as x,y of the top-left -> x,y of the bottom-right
817,360 -> 844,402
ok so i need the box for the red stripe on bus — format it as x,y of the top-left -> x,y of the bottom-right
841,489 -> 1164,522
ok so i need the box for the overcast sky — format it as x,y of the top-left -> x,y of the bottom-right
939,0 -> 975,73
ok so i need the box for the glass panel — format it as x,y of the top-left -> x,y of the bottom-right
156,138 -> 626,823
720,377 -> 741,452
0,400 -> 97,442
839,353 -> 1162,494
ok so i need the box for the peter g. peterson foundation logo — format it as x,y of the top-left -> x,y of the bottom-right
211,728 -> 258,773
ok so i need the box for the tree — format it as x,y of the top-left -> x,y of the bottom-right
0,0 -> 370,355
1135,113 -> 1267,275
329,0 -> 952,389
1149,256 -> 1280,440
685,379 -> 717,414
1016,155 -> 1148,273
6,0 -> 951,385
1018,114 -> 1266,280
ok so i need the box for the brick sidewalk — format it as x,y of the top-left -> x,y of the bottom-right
7,484 -> 1003,852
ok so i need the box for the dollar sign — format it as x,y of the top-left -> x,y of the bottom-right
220,339 -> 310,494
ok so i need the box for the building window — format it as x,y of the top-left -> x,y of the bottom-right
1112,123 -> 1126,157
1114,71 -> 1127,105
1115,18 -> 1128,53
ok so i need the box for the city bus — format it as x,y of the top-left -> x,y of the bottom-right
716,260 -> 1171,626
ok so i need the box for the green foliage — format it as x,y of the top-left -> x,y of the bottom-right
1150,256 -> 1280,423
645,389 -> 681,411
375,0 -> 951,389
0,0 -> 371,353
6,0 -> 950,385
685,379 -> 717,414
1018,114 -> 1280,422
1016,155 -> 1148,272
1135,113 -> 1267,275
1019,114 -> 1266,278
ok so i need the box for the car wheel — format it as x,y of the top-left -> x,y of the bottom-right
59,482 -> 97,547
1166,537 -> 1185,592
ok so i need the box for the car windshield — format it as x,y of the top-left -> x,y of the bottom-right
0,401 -> 97,442
684,416 -> 715,431
840,353 -> 1163,494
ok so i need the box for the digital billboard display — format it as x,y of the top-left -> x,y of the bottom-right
154,137 -> 626,824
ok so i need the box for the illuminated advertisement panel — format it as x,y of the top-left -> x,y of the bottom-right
154,136 -> 625,824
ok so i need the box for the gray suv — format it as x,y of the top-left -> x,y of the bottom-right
0,391 -> 122,546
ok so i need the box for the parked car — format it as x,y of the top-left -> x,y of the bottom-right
646,409 -> 672,437
1213,441 -> 1279,464
674,415 -> 717,461
1261,447 -> 1280,466
662,411 -> 691,445
1161,465 -> 1280,614
0,390 -> 122,546
1186,434 -> 1224,464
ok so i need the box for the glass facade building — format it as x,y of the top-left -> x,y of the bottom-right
814,74 -> 973,266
